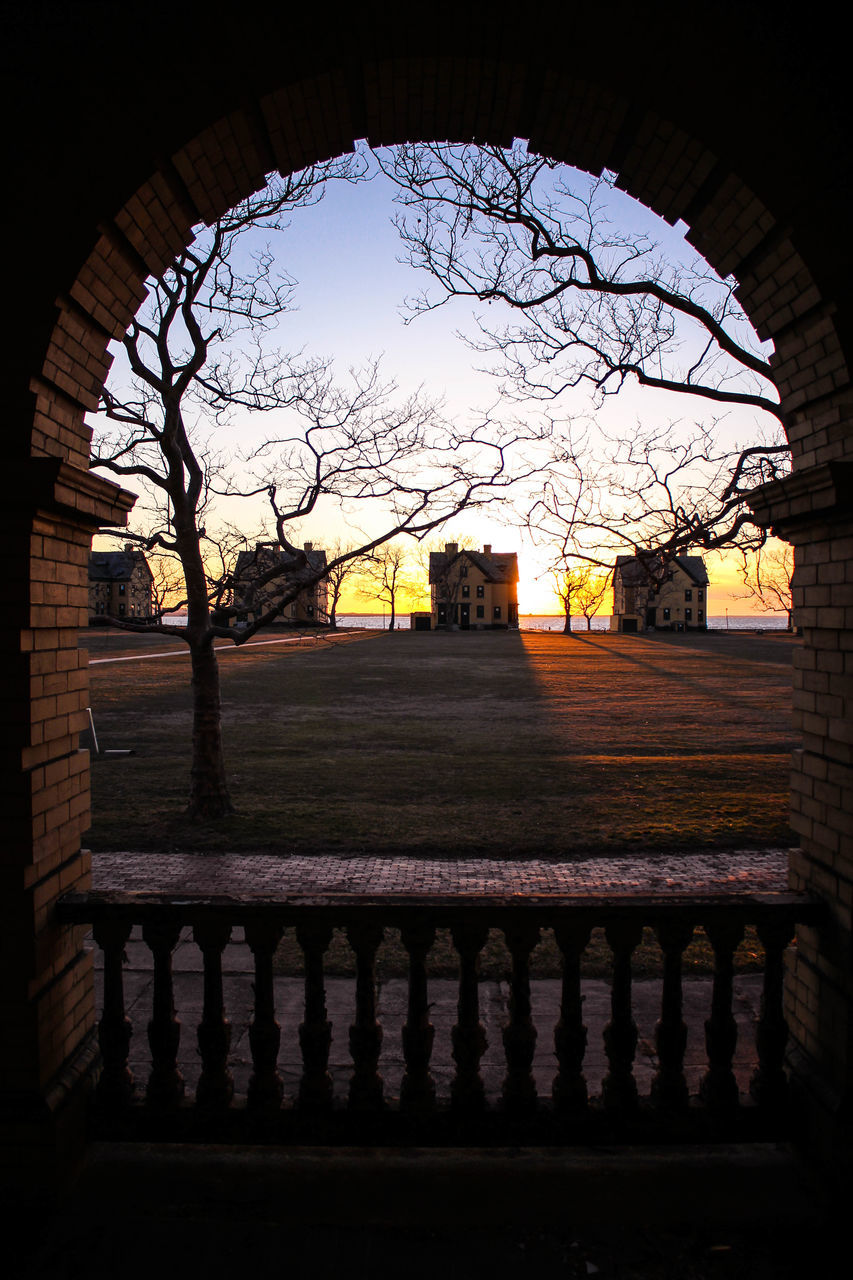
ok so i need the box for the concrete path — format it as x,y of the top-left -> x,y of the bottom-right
89,848 -> 788,1101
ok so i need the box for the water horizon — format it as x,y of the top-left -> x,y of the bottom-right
158,611 -> 791,632
334,612 -> 791,632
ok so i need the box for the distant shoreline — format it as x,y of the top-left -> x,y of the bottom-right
152,612 -> 791,630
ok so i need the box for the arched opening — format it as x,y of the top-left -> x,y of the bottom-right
6,12 -> 851,1206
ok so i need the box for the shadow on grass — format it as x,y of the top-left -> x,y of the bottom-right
86,629 -> 795,857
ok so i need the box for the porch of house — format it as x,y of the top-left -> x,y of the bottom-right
15,848 -> 835,1277
16,847 -> 837,1276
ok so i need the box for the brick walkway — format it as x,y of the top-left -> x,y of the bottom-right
91,848 -> 789,896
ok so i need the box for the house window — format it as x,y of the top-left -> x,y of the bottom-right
493,606 -> 502,619
685,608 -> 692,621
461,585 -> 470,598
698,610 -> 704,622
306,604 -> 314,615
476,605 -> 484,618
698,590 -> 704,602
118,603 -> 126,615
663,608 -> 670,621
684,589 -> 692,601
476,584 -> 484,598
460,565 -> 468,577
118,583 -> 126,595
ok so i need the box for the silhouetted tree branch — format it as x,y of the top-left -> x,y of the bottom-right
91,162 -> 546,818
359,543 -> 414,630
736,542 -> 794,630
380,142 -> 790,562
552,562 -> 610,632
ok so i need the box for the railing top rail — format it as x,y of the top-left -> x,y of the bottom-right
57,888 -> 824,927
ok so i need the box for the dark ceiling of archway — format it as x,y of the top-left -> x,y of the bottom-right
5,0 -> 852,442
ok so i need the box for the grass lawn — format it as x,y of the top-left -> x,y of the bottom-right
84,626 -> 797,859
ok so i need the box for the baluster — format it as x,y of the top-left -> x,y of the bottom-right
346,922 -> 385,1111
602,919 -> 643,1114
501,921 -> 540,1113
245,919 -> 285,1112
651,918 -> 694,1111
192,917 -> 233,1110
93,918 -> 135,1106
552,919 -> 592,1115
450,921 -> 489,1113
142,920 -> 184,1107
296,920 -> 334,1112
400,921 -> 436,1114
700,917 -> 744,1113
750,916 -> 795,1110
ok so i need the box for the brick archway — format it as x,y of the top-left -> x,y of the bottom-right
6,12 -> 852,1196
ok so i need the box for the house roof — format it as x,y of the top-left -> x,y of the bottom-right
234,546 -> 328,578
429,549 -> 519,584
88,550 -> 152,582
614,553 -> 709,587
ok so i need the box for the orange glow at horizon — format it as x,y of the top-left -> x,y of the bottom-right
336,539 -> 789,618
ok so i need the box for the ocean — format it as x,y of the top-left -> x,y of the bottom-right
335,613 -> 791,632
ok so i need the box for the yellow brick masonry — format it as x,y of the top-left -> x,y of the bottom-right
748,468 -> 853,1122
4,458 -> 133,1113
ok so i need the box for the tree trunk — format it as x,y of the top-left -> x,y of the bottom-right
388,599 -> 396,630
188,636 -> 234,820
586,615 -> 593,631
563,608 -> 572,634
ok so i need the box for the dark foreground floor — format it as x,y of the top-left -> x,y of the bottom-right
22,1218 -> 828,1280
19,1143 -> 835,1280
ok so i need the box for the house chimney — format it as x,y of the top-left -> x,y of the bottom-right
445,542 -> 458,556
304,541 -> 313,552
124,543 -> 133,553
483,544 -> 492,556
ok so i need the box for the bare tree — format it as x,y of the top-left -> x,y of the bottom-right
574,569 -> 611,631
552,568 -> 578,634
322,542 -> 369,629
736,542 -> 794,630
91,164 -> 545,819
359,543 -> 414,631
525,413 -> 785,578
146,548 -> 186,624
552,561 -> 610,633
379,142 -> 790,561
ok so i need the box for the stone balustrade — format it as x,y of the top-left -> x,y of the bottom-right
58,889 -> 821,1145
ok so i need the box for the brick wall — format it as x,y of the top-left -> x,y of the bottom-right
4,463 -> 133,1195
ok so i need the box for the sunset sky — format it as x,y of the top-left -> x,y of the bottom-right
92,148 -> 787,619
